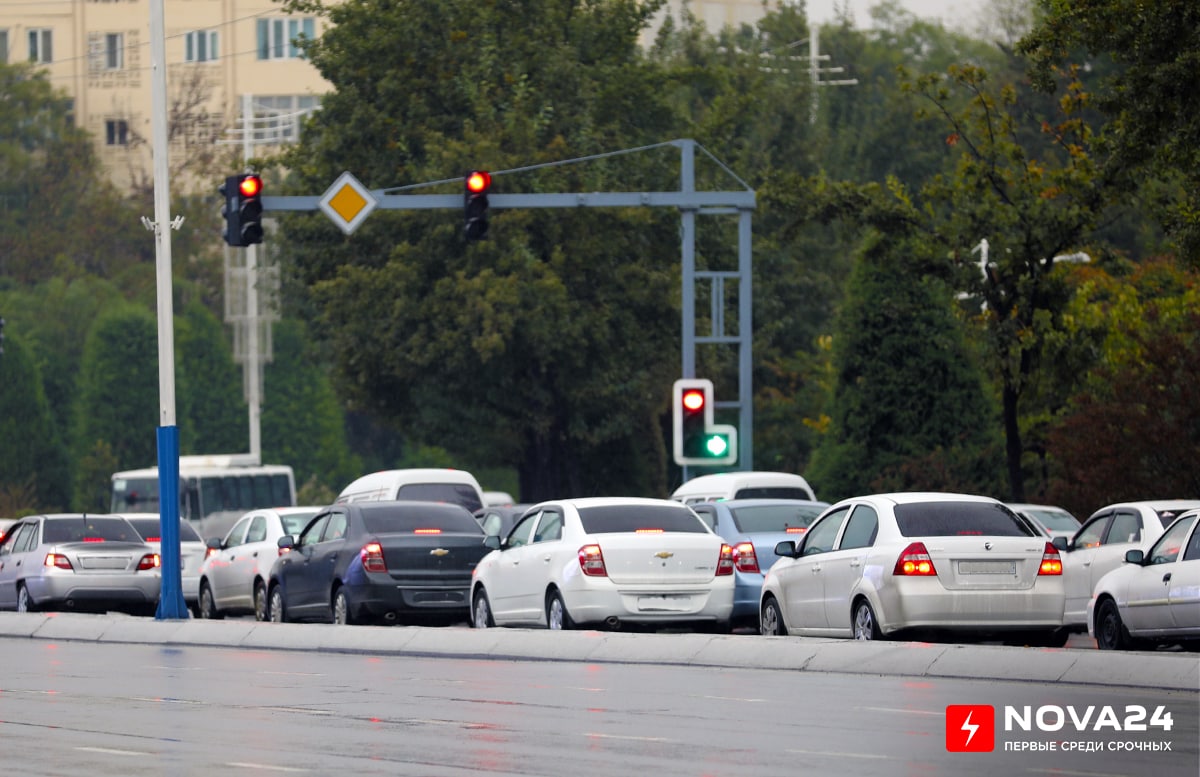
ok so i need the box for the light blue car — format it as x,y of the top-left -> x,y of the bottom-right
690,498 -> 830,629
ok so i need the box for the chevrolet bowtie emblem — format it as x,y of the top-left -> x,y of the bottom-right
655,551 -> 674,559
430,548 -> 449,557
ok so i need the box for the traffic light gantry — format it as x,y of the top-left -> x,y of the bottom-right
672,378 -> 737,466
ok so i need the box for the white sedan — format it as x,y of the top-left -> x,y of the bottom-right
470,497 -> 735,631
759,492 -> 1068,645
197,506 -> 321,620
1089,508 -> 1200,651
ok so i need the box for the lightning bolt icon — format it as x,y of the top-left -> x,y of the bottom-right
961,710 -> 979,747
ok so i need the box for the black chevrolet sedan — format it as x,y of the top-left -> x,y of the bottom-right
265,501 -> 488,626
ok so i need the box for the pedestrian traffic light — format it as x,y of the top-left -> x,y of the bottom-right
672,378 -> 738,466
464,170 -> 491,241
220,173 -> 265,247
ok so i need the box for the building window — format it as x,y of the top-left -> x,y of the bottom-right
28,28 -> 52,64
249,95 -> 320,143
1,30 -> 9,64
105,119 -> 129,146
185,30 -> 218,63
104,33 -> 123,70
256,18 -> 314,61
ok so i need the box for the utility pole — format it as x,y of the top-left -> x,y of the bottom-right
808,25 -> 858,123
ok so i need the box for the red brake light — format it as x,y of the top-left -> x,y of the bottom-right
83,537 -> 105,543
144,536 -> 160,543
45,553 -> 73,570
361,542 -> 387,573
204,546 -> 218,560
893,542 -> 938,576
137,553 -> 161,571
413,528 -> 442,535
732,541 -> 760,574
785,527 -> 807,534
1038,542 -> 1063,575
716,543 -> 735,576
634,528 -> 663,534
578,544 -> 607,576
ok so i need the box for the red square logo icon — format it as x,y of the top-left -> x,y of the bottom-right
946,705 -> 995,752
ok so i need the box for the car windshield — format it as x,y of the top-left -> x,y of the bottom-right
1023,508 -> 1078,531
43,516 -> 141,543
126,518 -> 202,543
578,504 -> 707,533
894,502 -> 1034,537
361,504 -> 483,534
729,503 -> 826,533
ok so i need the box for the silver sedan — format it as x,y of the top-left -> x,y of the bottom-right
0,514 -> 161,615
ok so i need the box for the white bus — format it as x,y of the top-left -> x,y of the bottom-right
110,455 -> 297,541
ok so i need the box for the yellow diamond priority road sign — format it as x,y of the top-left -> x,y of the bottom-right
318,171 -> 378,235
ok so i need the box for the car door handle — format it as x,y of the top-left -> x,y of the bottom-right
849,559 -> 862,568
1162,573 -> 1172,583
810,565 -> 821,573
542,555 -> 552,563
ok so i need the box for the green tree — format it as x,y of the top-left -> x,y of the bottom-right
807,232 -> 1002,501
73,307 -> 159,508
176,299 -> 247,455
261,318 -> 361,497
0,332 -> 70,511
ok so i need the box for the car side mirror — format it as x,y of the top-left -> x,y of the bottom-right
277,535 -> 295,551
205,537 -> 222,551
774,540 -> 797,558
1051,536 -> 1070,552
1124,549 -> 1144,565
483,535 -> 501,550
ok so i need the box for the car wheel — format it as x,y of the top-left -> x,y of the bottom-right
546,590 -> 574,630
760,596 -> 785,636
198,582 -> 222,620
332,588 -> 354,626
472,588 -> 494,629
853,599 -> 883,641
1095,598 -> 1130,650
268,585 -> 287,623
253,581 -> 268,622
16,583 -> 37,613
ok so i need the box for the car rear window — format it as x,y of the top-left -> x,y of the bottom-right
360,504 -> 484,534
730,503 -> 826,533
43,516 -> 142,543
734,487 -> 812,500
578,504 -> 708,534
394,483 -> 483,512
894,502 -> 1034,537
1155,509 -> 1194,529
126,518 -> 203,543
281,511 -> 319,536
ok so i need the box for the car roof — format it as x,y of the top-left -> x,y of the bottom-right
850,492 -> 1001,506
702,498 -> 830,509
537,497 -> 692,509
1089,499 -> 1200,514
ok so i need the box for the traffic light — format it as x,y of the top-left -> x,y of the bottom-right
672,378 -> 738,466
464,170 -> 491,241
220,173 -> 265,247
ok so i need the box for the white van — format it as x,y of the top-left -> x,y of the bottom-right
670,471 -> 817,505
335,468 -> 486,512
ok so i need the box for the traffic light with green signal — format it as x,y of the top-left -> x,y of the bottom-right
672,378 -> 737,466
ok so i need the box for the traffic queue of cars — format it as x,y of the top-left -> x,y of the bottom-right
2,469 -> 1197,652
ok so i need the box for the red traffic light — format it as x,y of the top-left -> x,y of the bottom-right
682,389 -> 705,412
466,170 -> 491,194
239,175 -> 263,198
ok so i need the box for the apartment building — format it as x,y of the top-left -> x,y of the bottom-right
0,0 -> 334,191
0,1 -> 774,191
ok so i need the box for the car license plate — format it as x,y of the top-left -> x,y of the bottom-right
637,595 -> 691,612
958,560 -> 1016,575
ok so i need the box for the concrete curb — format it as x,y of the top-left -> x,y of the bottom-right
0,612 -> 1194,691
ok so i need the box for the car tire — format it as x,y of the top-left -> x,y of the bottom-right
472,588 -> 494,629
268,585 -> 287,624
332,587 -> 354,626
1095,598 -> 1130,650
198,582 -> 222,620
16,583 -> 37,613
760,596 -> 785,636
546,590 -> 574,630
852,599 -> 883,641
253,581 -> 268,622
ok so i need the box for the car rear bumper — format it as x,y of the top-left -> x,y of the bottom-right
563,582 -> 734,627
350,583 -> 472,617
879,581 -> 1065,633
27,576 -> 161,609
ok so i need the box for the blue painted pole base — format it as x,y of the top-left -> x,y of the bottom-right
155,425 -> 190,620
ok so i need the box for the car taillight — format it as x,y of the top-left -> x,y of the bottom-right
732,542 -> 759,574
716,543 -> 735,576
413,528 -> 442,535
893,542 -> 937,576
204,546 -> 218,560
578,544 -> 607,577
1038,542 -> 1063,575
361,542 -> 387,573
137,553 -> 160,571
785,527 -> 807,534
44,553 -> 73,571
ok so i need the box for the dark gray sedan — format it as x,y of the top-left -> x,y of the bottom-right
266,501 -> 489,626
0,514 -> 161,615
